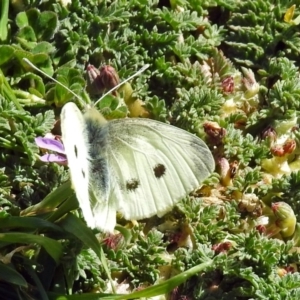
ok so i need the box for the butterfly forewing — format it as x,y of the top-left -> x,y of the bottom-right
61,103 -> 116,230
61,103 -> 96,228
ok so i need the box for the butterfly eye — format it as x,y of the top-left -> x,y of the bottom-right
126,178 -> 140,191
153,164 -> 166,178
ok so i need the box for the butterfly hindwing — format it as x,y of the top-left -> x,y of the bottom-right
105,117 -> 215,221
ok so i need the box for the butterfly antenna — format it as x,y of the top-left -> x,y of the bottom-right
93,64 -> 150,107
23,58 -> 83,103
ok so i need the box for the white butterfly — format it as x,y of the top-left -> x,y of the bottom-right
60,103 -> 215,232
24,58 -> 215,233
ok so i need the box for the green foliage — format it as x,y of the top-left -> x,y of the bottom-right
223,0 -> 300,67
171,228 -> 300,299
214,124 -> 270,167
107,228 -> 167,286
172,85 -> 224,133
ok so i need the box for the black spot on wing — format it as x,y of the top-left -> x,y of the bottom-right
153,164 -> 166,178
74,145 -> 78,157
82,170 -> 85,178
126,178 -> 140,191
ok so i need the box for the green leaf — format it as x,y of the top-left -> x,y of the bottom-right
0,232 -> 63,263
32,42 -> 56,55
0,216 -> 63,232
0,69 -> 23,111
21,181 -> 73,217
16,11 -> 32,28
0,263 -> 27,287
17,26 -> 37,43
0,45 -> 15,66
0,0 -> 9,41
37,11 -> 58,40
16,9 -> 58,42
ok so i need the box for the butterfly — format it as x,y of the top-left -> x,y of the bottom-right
60,102 -> 215,232
25,58 -> 215,233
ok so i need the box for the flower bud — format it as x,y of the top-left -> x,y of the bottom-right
98,65 -> 120,92
272,202 -> 296,238
86,64 -> 120,95
86,64 -> 102,95
212,241 -> 232,254
203,121 -> 226,145
221,76 -> 234,93
241,67 -> 259,99
270,139 -> 296,157
102,233 -> 125,250
217,157 -> 231,186
270,145 -> 285,157
282,139 -> 296,155
261,126 -> 277,144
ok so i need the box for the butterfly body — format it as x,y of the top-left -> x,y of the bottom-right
61,102 -> 215,232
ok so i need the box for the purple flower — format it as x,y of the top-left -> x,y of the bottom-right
35,136 -> 67,164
